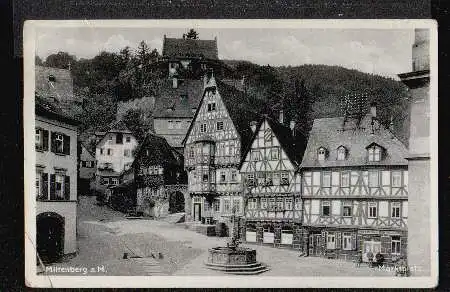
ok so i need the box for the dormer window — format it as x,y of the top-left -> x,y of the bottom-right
367,143 -> 383,162
48,75 -> 56,82
318,147 -> 327,161
337,146 -> 347,161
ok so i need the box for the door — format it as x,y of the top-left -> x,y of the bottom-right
281,227 -> 293,245
309,234 -> 322,256
362,240 -> 381,262
193,203 -> 201,222
245,224 -> 257,242
36,213 -> 65,263
263,225 -> 275,244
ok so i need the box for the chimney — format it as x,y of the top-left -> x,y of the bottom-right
290,120 -> 296,136
250,121 -> 257,132
370,102 -> 377,117
172,77 -> 178,88
279,110 -> 284,124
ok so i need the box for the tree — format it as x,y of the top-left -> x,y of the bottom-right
44,51 -> 77,69
185,29 -> 199,40
121,108 -> 149,143
35,56 -> 43,66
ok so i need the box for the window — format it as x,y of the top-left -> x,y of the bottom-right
392,171 -> 402,187
257,172 -> 265,185
35,128 -> 49,151
100,148 -> 104,155
248,198 -> 258,210
124,149 -> 131,157
202,173 -> 209,182
369,170 -> 379,187
213,200 -> 220,212
251,150 -> 260,161
189,147 -> 194,158
276,197 -> 284,210
269,198 -> 276,209
343,201 -> 352,217
322,201 -> 331,216
220,171 -> 226,182
326,232 -> 336,249
343,233 -> 353,250
322,172 -> 331,188
337,146 -> 346,160
224,199 -> 231,213
285,198 -> 293,210
55,134 -> 64,153
48,74 -> 56,82
260,198 -> 267,209
207,102 -> 216,112
107,149 -> 113,156
55,174 -> 64,200
341,172 -> 350,187
35,172 -> 41,199
247,173 -> 255,186
108,135 -> 113,141
168,121 -> 174,129
368,145 -> 382,161
233,198 -> 241,213
35,129 -> 41,148
391,202 -> 401,218
391,236 -> 401,255
368,202 -> 377,218
265,173 -> 273,186
111,178 -> 119,185
116,133 -> 123,144
270,148 -> 279,160
294,197 -> 302,210
231,171 -> 237,182
273,173 -> 280,185
264,129 -> 272,142
318,147 -> 327,161
200,123 -> 207,133
280,172 -> 289,185
216,121 -> 224,131
175,121 -> 182,129
126,136 -> 131,143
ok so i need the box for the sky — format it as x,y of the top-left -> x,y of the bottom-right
35,26 -> 415,80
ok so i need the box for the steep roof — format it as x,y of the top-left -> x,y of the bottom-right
35,66 -> 75,102
107,120 -> 132,134
162,37 -> 218,60
152,79 -> 203,118
35,95 -> 80,126
300,114 -> 408,168
240,116 -> 308,169
215,79 -> 265,155
133,132 -> 181,167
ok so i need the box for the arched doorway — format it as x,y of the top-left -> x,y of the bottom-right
36,212 -> 65,263
169,191 -> 185,213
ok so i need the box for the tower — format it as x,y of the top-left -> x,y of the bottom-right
398,28 -> 431,276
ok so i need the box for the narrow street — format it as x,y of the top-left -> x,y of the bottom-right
46,196 -> 394,277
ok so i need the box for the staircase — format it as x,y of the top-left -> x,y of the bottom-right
159,213 -> 185,224
183,222 -> 216,236
205,261 -> 270,275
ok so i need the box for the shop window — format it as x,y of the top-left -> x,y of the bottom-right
326,232 -> 336,249
391,236 -> 401,255
342,233 -> 353,250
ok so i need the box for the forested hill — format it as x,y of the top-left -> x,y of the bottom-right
38,49 -> 409,149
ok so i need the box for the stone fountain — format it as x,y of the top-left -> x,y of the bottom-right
205,209 -> 269,275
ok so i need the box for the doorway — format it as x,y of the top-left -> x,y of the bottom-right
36,212 -> 65,263
193,203 -> 202,222
309,233 -> 322,256
362,240 -> 381,262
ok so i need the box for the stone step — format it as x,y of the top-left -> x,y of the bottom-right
205,262 -> 262,268
207,265 -> 270,275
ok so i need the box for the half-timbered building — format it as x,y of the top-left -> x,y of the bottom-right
183,72 -> 263,233
300,102 -> 409,263
133,133 -> 188,218
239,115 -> 307,250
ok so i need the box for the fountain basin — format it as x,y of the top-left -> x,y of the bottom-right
205,247 -> 269,274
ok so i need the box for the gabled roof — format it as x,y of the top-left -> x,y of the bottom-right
133,132 -> 181,167
35,66 -> 75,102
240,116 -> 308,169
35,95 -> 80,126
80,142 -> 95,159
152,79 -> 203,118
300,114 -> 408,168
162,37 -> 218,60
107,120 -> 133,134
182,76 -> 265,159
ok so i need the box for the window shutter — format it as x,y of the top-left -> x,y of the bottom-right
50,174 -> 56,200
336,232 -> 342,250
351,232 -> 357,250
43,130 -> 49,151
64,175 -> 70,200
50,132 -> 56,153
64,135 -> 71,155
41,172 -> 48,199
